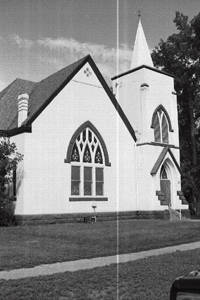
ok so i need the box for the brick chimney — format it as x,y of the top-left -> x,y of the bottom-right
17,93 -> 29,127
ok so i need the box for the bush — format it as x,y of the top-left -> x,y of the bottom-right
0,193 -> 16,226
0,137 -> 23,226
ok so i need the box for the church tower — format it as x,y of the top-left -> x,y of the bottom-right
112,16 -> 187,213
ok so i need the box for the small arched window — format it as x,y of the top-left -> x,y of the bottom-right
66,122 -> 110,197
160,165 -> 168,179
151,106 -> 173,144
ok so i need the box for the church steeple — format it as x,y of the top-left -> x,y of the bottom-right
130,16 -> 154,69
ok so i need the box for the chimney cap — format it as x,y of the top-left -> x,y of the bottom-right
17,93 -> 29,101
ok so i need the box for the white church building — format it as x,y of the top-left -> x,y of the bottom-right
0,19 -> 187,223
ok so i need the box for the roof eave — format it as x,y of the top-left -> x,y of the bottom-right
0,125 -> 32,137
111,65 -> 174,81
24,55 -> 91,127
87,56 -> 137,142
22,55 -> 137,143
150,146 -> 181,175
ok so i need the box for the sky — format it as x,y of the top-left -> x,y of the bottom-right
0,0 -> 199,90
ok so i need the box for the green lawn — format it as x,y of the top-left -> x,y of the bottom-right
0,219 -> 200,270
1,248 -> 200,299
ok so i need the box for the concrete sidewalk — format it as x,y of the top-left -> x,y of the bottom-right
1,240 -> 200,281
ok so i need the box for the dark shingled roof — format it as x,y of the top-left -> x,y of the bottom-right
0,55 -> 88,130
0,78 -> 35,130
0,54 -> 136,141
24,55 -> 89,126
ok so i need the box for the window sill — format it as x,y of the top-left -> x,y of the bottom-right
69,197 -> 108,202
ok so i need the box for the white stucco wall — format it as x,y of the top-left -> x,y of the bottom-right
112,66 -> 187,211
113,68 -> 179,146
15,63 -> 137,215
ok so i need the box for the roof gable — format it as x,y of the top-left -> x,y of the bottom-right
112,65 -> 174,81
0,55 -> 136,142
150,147 -> 181,175
24,55 -> 90,127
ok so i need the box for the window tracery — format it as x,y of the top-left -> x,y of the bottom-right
70,127 -> 104,164
69,125 -> 105,197
152,108 -> 170,144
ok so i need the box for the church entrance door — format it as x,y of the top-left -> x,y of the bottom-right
160,165 -> 171,206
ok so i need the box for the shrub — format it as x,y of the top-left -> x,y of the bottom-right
0,193 -> 16,226
0,137 -> 23,226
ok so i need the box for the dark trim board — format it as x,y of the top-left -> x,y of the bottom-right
111,64 -> 174,80
69,197 -> 108,201
0,125 -> 32,137
15,210 -> 190,225
151,147 -> 181,175
137,142 -> 179,149
0,55 -> 137,142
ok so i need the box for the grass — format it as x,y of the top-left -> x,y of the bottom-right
0,219 -> 200,270
1,248 -> 200,299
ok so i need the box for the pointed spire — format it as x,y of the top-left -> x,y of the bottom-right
130,15 -> 154,69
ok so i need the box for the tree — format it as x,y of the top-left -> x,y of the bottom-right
152,11 -> 200,215
0,137 -> 23,225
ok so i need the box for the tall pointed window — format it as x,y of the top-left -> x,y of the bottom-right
151,106 -> 173,144
66,122 -> 110,199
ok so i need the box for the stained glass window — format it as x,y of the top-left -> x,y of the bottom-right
71,166 -> 80,195
152,109 -> 170,144
162,114 -> 169,143
83,129 -> 86,142
71,143 -> 80,162
153,113 -> 161,143
96,167 -> 103,195
69,126 -> 106,197
83,144 -> 92,163
160,165 -> 168,179
84,167 -> 92,195
95,145 -> 103,164
88,130 -> 92,142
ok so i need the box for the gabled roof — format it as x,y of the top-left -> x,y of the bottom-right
112,64 -> 174,81
150,147 -> 181,175
0,79 -> 36,130
0,55 -> 136,141
25,55 -> 91,127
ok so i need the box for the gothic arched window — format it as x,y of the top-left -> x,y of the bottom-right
151,106 -> 173,144
66,122 -> 110,197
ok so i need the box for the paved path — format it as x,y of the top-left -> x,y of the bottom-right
1,241 -> 200,281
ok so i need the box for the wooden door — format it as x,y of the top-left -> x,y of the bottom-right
160,179 -> 171,206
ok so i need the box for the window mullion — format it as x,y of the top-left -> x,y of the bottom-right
159,115 -> 162,143
80,165 -> 84,196
93,166 -> 95,196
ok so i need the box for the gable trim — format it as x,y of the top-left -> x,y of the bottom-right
150,147 -> 181,175
24,55 -> 136,142
0,125 -> 32,137
25,56 -> 91,127
137,142 -> 179,149
111,65 -> 174,81
87,56 -> 137,142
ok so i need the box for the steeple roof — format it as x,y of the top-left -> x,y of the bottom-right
131,18 -> 154,69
